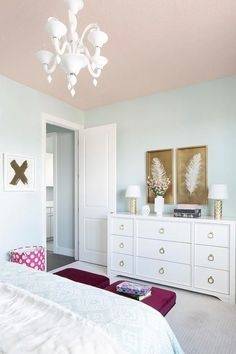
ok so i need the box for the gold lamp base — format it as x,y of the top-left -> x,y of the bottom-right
214,200 -> 223,219
128,198 -> 137,214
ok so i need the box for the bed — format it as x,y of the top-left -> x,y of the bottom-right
0,262 -> 183,354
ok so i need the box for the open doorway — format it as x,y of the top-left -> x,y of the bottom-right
42,114 -> 81,272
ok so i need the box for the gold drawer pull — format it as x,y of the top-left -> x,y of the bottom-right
119,260 -> 124,267
159,228 -> 165,235
208,276 -> 214,284
208,232 -> 214,239
159,247 -> 165,255
159,267 -> 165,275
119,224 -> 125,231
119,242 -> 124,249
208,254 -> 214,262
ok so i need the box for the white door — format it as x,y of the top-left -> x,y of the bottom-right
79,124 -> 116,266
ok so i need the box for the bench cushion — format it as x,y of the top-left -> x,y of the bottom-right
54,268 -> 110,289
106,281 -> 176,316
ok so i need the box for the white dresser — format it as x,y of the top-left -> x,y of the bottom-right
107,213 -> 236,303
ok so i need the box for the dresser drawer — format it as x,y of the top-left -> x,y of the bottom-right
111,218 -> 133,236
137,220 -> 191,243
194,267 -> 229,294
136,257 -> 191,286
195,223 -> 230,248
111,235 -> 133,255
137,238 -> 191,264
195,245 -> 229,271
111,253 -> 133,274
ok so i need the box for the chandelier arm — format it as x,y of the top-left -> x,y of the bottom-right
68,10 -> 79,54
84,46 -> 92,61
78,23 -> 100,48
83,46 -> 101,78
53,38 -> 70,56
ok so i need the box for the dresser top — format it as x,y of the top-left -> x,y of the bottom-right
109,212 -> 236,224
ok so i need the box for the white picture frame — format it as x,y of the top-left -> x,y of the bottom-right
4,154 -> 35,192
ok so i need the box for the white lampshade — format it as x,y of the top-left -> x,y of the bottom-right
46,17 -> 67,39
61,54 -> 88,74
125,185 -> 141,199
64,0 -> 84,14
36,50 -> 54,65
209,184 -> 228,200
88,30 -> 108,48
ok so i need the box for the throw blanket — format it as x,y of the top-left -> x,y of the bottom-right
0,262 -> 183,354
0,282 -> 123,354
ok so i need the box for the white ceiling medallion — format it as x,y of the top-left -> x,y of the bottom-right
36,0 -> 108,97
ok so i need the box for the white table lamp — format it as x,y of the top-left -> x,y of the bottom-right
209,184 -> 228,219
125,185 -> 141,214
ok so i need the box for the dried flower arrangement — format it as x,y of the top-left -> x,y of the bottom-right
147,158 -> 171,197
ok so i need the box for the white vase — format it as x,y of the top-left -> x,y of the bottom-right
154,196 -> 164,217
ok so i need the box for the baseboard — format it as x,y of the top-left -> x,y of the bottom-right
54,246 -> 74,257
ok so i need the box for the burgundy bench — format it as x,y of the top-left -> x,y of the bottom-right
54,268 -> 110,289
106,281 -> 176,316
55,269 -> 176,316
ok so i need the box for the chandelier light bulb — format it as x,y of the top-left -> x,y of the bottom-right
37,0 -> 109,97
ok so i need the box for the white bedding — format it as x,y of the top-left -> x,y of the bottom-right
0,282 -> 123,354
0,262 -> 183,354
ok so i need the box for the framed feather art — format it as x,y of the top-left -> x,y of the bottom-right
146,149 -> 174,204
176,146 -> 208,204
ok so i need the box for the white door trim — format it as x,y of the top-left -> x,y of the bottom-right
42,113 -> 83,269
46,132 -> 57,254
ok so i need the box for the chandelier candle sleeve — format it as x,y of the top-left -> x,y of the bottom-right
36,0 -> 109,97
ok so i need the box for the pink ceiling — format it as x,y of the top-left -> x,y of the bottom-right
0,0 -> 236,110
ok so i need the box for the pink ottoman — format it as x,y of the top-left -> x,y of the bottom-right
106,281 -> 176,316
54,268 -> 110,289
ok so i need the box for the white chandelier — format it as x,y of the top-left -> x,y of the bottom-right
36,0 -> 108,97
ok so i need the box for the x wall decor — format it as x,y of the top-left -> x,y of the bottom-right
4,154 -> 35,192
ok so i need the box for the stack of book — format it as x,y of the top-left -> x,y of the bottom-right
174,204 -> 201,218
116,281 -> 152,301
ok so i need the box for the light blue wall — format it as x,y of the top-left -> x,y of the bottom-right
85,76 -> 236,217
0,75 -> 84,260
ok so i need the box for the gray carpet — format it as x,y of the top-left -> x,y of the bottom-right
47,252 -> 75,271
166,287 -> 236,354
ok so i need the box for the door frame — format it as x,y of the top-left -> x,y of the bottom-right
45,132 -> 57,254
42,113 -> 83,268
